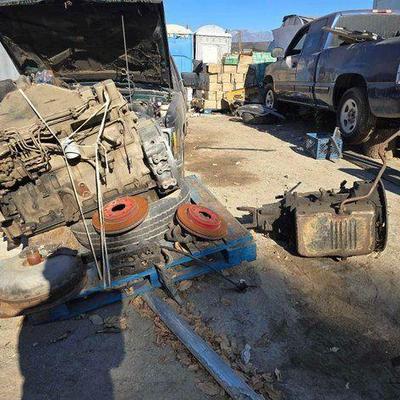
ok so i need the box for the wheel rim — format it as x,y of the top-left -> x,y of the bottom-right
340,99 -> 358,135
265,89 -> 275,109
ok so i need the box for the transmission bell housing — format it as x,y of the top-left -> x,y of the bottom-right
239,180 -> 388,258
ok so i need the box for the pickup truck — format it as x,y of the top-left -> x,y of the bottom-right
264,9 -> 400,144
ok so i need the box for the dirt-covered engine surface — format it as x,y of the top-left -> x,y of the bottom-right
0,79 -> 179,251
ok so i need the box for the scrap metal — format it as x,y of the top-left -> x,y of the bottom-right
92,196 -> 149,235
239,179 -> 388,258
176,204 -> 228,240
239,129 -> 399,258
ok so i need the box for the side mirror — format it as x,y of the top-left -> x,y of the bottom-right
181,72 -> 200,88
271,47 -> 284,60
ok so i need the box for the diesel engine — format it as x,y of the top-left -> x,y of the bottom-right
0,79 -> 180,250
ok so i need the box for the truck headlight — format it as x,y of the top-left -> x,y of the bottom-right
397,64 -> 400,85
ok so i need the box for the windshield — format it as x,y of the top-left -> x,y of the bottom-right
329,13 -> 400,47
0,1 -> 171,86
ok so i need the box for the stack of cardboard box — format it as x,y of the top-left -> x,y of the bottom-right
193,54 -> 253,110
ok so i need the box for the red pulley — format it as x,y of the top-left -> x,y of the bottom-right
92,196 -> 149,235
176,204 -> 228,240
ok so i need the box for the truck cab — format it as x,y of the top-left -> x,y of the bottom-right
265,9 -> 400,144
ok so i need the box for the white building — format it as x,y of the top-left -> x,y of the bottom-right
195,25 -> 232,64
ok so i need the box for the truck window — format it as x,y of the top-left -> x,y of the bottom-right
301,18 -> 329,55
286,26 -> 309,56
327,13 -> 400,48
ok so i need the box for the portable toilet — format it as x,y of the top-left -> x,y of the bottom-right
167,24 -> 194,74
195,25 -> 232,64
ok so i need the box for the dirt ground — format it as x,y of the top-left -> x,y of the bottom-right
1,113 -> 400,399
185,114 -> 400,400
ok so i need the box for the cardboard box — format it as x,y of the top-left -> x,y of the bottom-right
205,91 -> 224,100
199,73 -> 218,86
222,83 -> 234,92
208,74 -> 219,83
203,91 -> 218,101
239,54 -> 253,65
218,73 -> 231,84
208,83 -> 223,92
232,73 -> 245,84
207,64 -> 222,74
237,64 -> 250,74
216,99 -> 225,109
199,73 -> 223,90
223,65 -> 237,74
203,100 -> 219,110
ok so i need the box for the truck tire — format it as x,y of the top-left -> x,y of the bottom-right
337,87 -> 376,144
264,83 -> 277,110
71,179 -> 191,256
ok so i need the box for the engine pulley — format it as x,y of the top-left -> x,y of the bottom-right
92,196 -> 149,235
176,204 -> 227,240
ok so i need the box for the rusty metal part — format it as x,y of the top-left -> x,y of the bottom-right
76,181 -> 91,198
176,204 -> 227,240
339,128 -> 400,213
92,196 -> 149,235
0,80 -> 158,247
0,248 -> 86,318
238,180 -> 388,258
165,222 -> 195,244
26,249 -> 43,266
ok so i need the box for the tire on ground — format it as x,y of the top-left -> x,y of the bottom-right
71,180 -> 191,256
337,87 -> 376,144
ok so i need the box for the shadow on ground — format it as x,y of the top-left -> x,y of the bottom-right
19,295 -> 125,399
189,241 -> 400,400
16,259 -> 213,400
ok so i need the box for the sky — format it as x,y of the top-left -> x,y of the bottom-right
164,0 -> 373,31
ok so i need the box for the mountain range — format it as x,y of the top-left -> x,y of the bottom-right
231,30 -> 273,43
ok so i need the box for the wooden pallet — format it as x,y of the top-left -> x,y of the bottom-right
29,176 -> 256,324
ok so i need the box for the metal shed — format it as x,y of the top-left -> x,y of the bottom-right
195,25 -> 232,64
167,24 -> 194,74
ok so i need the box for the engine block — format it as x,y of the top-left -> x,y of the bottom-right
0,79 -> 177,246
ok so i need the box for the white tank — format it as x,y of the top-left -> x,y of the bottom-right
195,25 -> 232,64
167,24 -> 193,37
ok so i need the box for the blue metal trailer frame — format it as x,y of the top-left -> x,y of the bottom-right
29,176 -> 257,323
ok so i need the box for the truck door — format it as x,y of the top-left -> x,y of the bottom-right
274,25 -> 310,101
294,18 -> 329,104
